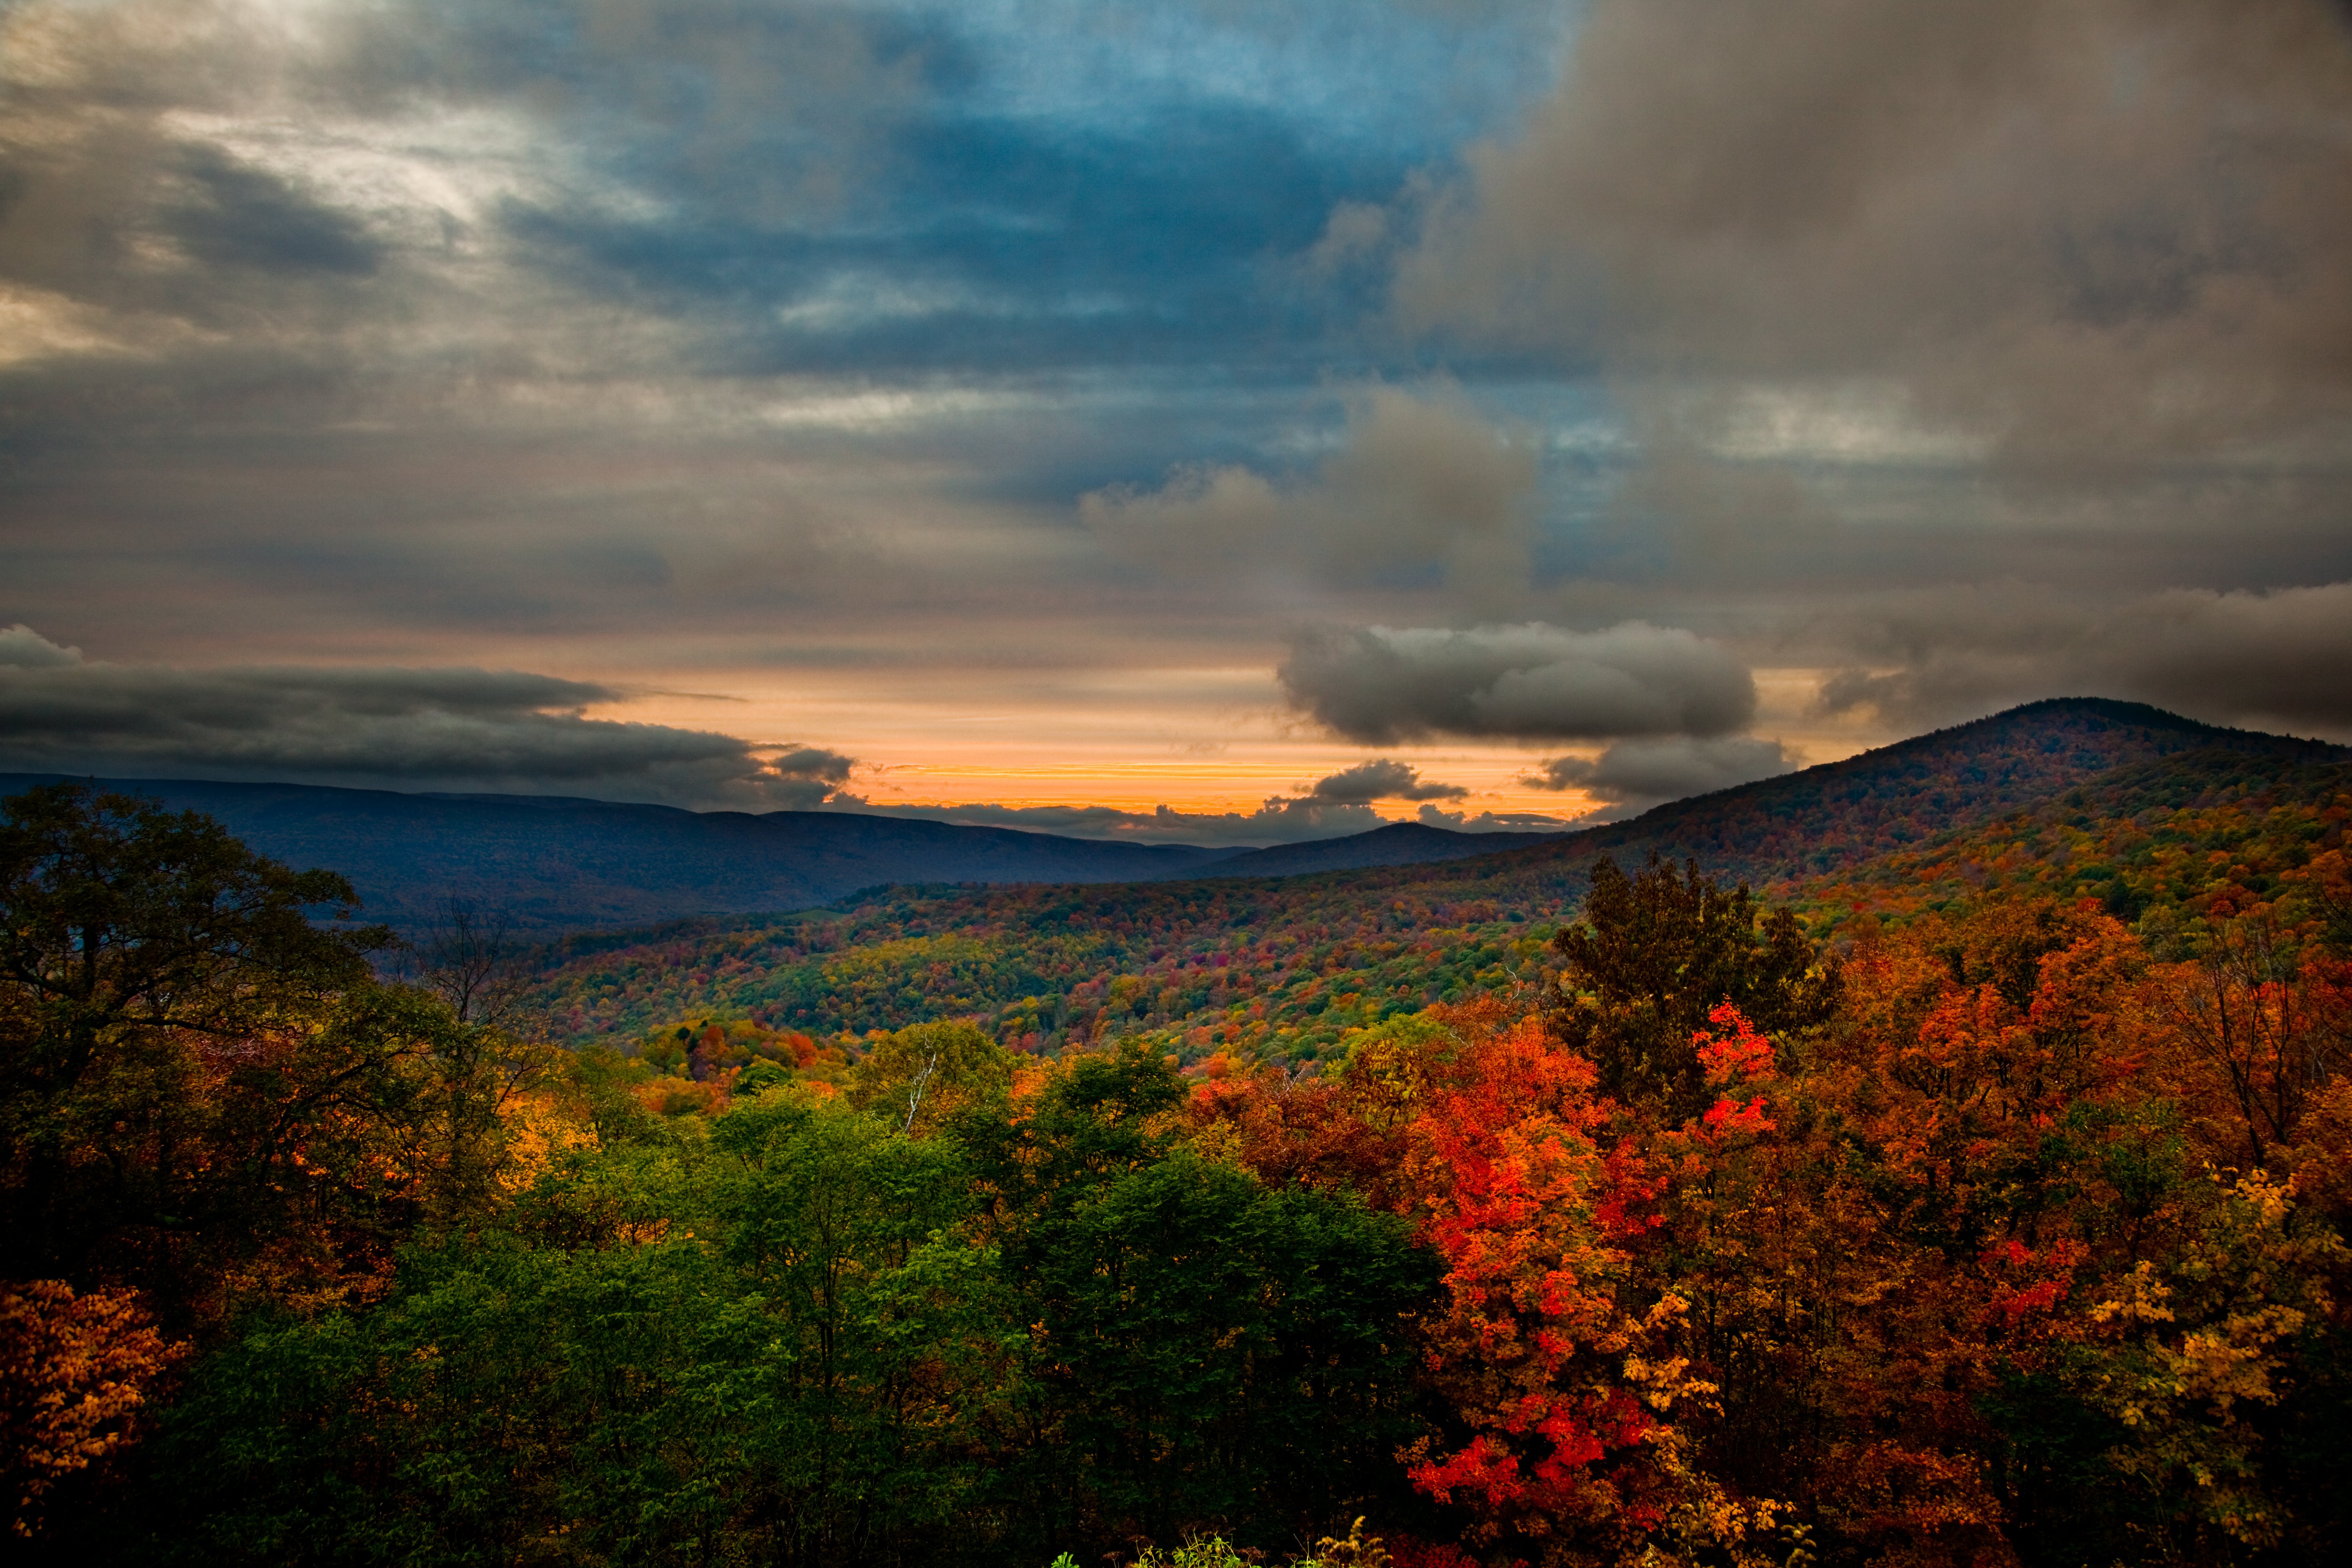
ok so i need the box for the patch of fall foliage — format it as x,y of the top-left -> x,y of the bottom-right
0,1281 -> 181,1537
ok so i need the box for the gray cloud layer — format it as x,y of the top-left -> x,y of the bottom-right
1083,384 -> 1537,604
0,0 -> 914,328
1279,622 -> 1757,745
0,626 -> 850,807
0,0 -> 1564,697
1398,0 -> 2352,471
0,622 -> 1540,840
1810,580 -> 2352,735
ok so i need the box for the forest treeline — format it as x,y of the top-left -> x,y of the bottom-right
6,779 -> 2352,1566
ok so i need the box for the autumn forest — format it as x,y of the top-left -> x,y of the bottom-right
5,701 -> 2351,1568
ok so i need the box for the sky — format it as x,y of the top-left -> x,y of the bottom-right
3,0 -> 2349,844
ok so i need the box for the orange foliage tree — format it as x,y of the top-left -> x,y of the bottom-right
0,1280 -> 180,1538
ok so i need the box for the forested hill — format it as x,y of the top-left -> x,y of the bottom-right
1454,695 -> 2344,893
1197,820 -> 1563,876
523,699 -> 2349,1053
0,776 -> 1242,936
1803,747 -> 2352,925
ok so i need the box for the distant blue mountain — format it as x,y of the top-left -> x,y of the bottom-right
1191,820 -> 1565,878
0,776 -> 1553,939
0,776 -> 1237,936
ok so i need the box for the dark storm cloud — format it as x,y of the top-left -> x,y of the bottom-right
1809,581 -> 2352,737
1398,0 -> 2352,471
498,98 -> 1393,383
169,144 -> 380,278
1279,622 -> 1756,745
768,746 -> 855,787
1308,758 -> 1468,804
0,627 -> 854,807
1412,804 -> 1572,833
1523,736 -> 1795,810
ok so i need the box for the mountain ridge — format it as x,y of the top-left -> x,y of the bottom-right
511,699 -> 2350,1047
6,698 -> 2337,944
1229,695 -> 2346,895
1194,820 -> 1566,878
0,775 -> 1241,936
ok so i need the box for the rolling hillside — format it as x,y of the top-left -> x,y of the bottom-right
1195,820 -> 1563,876
1801,747 -> 2352,928
0,777 -> 1587,937
521,699 -> 2349,1054
0,776 -> 1240,935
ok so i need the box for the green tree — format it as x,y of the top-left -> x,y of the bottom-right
0,783 -> 387,1302
1020,1153 -> 1434,1552
710,1093 -> 1008,1563
0,783 -> 542,1329
147,1095 -> 1011,1568
959,1041 -> 1437,1558
1547,854 -> 1836,1117
848,1019 -> 1016,1135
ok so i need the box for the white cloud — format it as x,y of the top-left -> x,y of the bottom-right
0,625 -> 82,668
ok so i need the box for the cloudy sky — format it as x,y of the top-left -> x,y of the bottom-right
3,0 -> 2348,842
